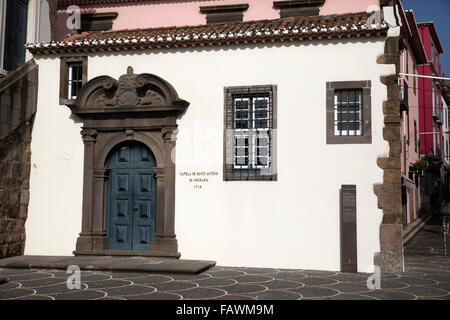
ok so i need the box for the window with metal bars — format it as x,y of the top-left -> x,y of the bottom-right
67,62 -> 83,100
224,85 -> 277,181
59,56 -> 88,105
326,81 -> 372,145
334,89 -> 363,137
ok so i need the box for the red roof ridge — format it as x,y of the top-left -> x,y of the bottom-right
62,11 -> 371,42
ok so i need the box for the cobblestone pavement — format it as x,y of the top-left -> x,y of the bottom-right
0,217 -> 449,300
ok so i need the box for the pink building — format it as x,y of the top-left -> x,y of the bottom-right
54,0 -> 380,40
397,5 -> 427,227
417,22 -> 444,158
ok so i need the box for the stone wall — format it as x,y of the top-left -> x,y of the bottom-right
0,120 -> 34,258
373,35 -> 405,273
0,60 -> 38,259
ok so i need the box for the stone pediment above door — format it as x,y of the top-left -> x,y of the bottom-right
71,66 -> 189,118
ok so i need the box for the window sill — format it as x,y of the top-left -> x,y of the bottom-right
327,136 -> 372,145
60,98 -> 77,107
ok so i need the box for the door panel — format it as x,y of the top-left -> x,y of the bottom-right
107,143 -> 156,251
132,168 -> 156,251
109,169 -> 133,250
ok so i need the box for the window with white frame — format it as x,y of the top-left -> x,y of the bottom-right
224,85 -> 276,181
233,94 -> 270,169
334,89 -> 363,137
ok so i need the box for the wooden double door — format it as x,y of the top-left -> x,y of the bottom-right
106,143 -> 157,251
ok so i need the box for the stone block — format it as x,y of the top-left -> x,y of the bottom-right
19,189 -> 29,205
384,170 -> 401,184
389,140 -> 402,157
383,125 -> 401,141
377,157 -> 400,170
383,100 -> 400,115
380,223 -> 403,252
374,251 -> 404,274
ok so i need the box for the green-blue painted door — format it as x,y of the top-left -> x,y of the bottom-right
106,143 -> 156,251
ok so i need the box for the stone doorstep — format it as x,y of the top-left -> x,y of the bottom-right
0,256 -> 216,275
403,214 -> 434,246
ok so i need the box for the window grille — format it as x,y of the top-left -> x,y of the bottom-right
224,85 -> 276,181
67,62 -> 83,100
334,89 -> 363,137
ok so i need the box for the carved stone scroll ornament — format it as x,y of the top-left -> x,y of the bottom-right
75,66 -> 186,112
96,66 -> 165,107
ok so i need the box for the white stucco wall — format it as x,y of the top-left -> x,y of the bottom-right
25,57 -> 84,256
26,37 -> 394,272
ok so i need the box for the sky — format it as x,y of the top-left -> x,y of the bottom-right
402,0 -> 450,77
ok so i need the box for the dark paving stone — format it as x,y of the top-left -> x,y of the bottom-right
323,293 -> 377,300
301,270 -> 338,277
231,275 -> 274,283
80,274 -> 112,282
395,277 -> 439,286
325,273 -> 368,283
14,294 -> 54,300
53,290 -> 106,300
129,275 -> 173,284
235,268 -> 279,275
424,274 -> 450,283
290,286 -> 340,299
213,294 -> 256,300
192,278 -> 237,287
207,267 -> 224,272
325,283 -> 374,294
20,277 -> 67,288
379,280 -> 409,289
34,283 -> 88,294
130,275 -> 173,284
5,272 -> 54,281
101,285 -> 156,297
129,292 -> 182,300
151,281 -> 197,291
401,271 -> 428,278
0,288 -> 36,299
169,274 -> 212,281
262,280 -> 303,290
95,297 -> 126,300
206,270 -> 247,278
109,272 -> 152,280
398,286 -> 449,298
178,287 -> 227,300
249,290 -> 301,300
351,289 -> 416,300
431,283 -> 450,292
0,269 -> 36,276
299,277 -> 339,286
380,273 -> 401,280
273,272 -> 307,281
85,279 -> 133,289
0,281 -> 20,290
220,283 -> 267,294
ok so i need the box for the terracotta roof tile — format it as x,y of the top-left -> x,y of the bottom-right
26,12 -> 389,55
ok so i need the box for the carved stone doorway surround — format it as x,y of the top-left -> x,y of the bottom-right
70,66 -> 189,258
